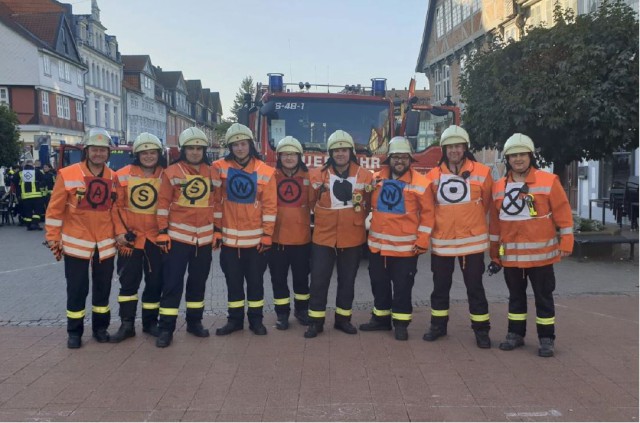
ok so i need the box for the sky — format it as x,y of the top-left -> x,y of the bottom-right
72,0 -> 430,118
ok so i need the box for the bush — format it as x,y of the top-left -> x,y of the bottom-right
573,215 -> 605,233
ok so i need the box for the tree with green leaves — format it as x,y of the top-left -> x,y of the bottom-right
230,76 -> 255,123
460,0 -> 638,176
0,104 -> 22,167
214,119 -> 233,144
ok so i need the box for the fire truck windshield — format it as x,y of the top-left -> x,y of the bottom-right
263,97 -> 391,153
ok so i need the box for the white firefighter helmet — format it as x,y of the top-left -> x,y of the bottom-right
440,125 -> 470,147
327,130 -> 355,153
133,132 -> 163,154
387,136 -> 414,157
276,136 -> 303,155
225,123 -> 254,145
84,128 -> 112,148
179,127 -> 209,148
503,133 -> 535,156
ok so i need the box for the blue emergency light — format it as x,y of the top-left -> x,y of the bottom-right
268,73 -> 284,93
371,78 -> 387,97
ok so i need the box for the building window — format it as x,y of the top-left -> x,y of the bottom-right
452,0 -> 461,26
77,68 -> 83,86
530,3 -> 542,26
113,105 -> 118,130
95,100 -> 100,125
444,0 -> 452,32
41,91 -> 49,115
43,55 -> 51,75
76,100 -> 83,122
104,104 -> 110,128
0,87 -> 8,106
58,60 -> 64,80
434,68 -> 442,102
56,95 -> 64,117
443,64 -> 451,98
63,97 -> 70,119
436,7 -> 444,37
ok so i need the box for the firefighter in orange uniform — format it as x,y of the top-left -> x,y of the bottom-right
110,133 -> 166,343
489,134 -> 573,357
423,125 -> 494,348
304,130 -> 373,338
155,127 -> 217,348
360,137 -> 431,341
269,136 -> 314,330
45,128 -> 117,349
212,123 -> 277,336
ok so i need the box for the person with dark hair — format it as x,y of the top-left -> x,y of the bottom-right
110,132 -> 167,343
155,127 -> 217,348
489,133 -> 573,358
423,125 -> 494,348
304,130 -> 373,338
45,128 -> 117,348
41,163 -> 56,210
212,123 -> 277,336
268,136 -> 314,330
360,136 -> 431,341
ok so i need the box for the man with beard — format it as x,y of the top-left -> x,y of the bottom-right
360,137 -> 431,341
45,128 -> 117,348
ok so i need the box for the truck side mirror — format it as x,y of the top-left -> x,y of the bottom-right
405,110 -> 420,137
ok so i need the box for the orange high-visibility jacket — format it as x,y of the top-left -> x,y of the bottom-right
113,165 -> 163,249
45,162 -> 117,260
211,158 -> 277,248
424,160 -> 493,257
489,169 -> 574,268
310,163 -> 373,248
368,167 -> 432,257
156,162 -> 216,246
272,168 -> 314,245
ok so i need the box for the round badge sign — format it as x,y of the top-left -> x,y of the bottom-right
277,178 -> 302,204
86,179 -> 109,208
183,177 -> 208,205
439,179 -> 468,204
130,183 -> 158,210
228,173 -> 255,200
502,187 -> 527,215
379,183 -> 403,211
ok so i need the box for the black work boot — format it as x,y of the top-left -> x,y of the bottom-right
249,319 -> 268,335
474,329 -> 491,349
394,325 -> 409,341
110,319 -> 135,343
156,330 -> 173,348
499,332 -> 525,351
303,321 -> 324,338
67,335 -> 82,349
538,337 -> 555,357
423,325 -> 447,341
359,315 -> 392,331
294,309 -> 309,326
92,329 -> 110,343
215,320 -> 243,336
275,313 -> 290,331
334,320 -> 357,335
142,320 -> 160,337
186,321 -> 210,337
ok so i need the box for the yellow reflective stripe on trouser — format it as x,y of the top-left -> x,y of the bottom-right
248,300 -> 265,308
118,295 -> 139,302
308,310 -> 326,318
373,307 -> 391,317
67,310 -> 86,319
392,312 -> 412,321
186,301 -> 205,309
536,316 -> 555,325
228,300 -> 245,308
92,305 -> 110,314
470,313 -> 490,322
508,313 -> 527,321
336,307 -> 352,317
159,307 -> 179,316
294,293 -> 310,301
431,309 -> 449,317
142,302 -> 160,310
274,297 -> 290,306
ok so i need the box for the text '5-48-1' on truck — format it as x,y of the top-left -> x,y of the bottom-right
240,73 -> 461,174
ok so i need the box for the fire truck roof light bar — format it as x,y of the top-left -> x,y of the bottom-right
266,73 -> 386,96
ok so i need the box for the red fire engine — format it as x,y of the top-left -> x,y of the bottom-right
242,73 -> 460,173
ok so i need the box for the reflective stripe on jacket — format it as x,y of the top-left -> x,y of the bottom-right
489,169 -> 574,268
272,168 -> 314,245
157,162 -> 215,246
212,158 -> 277,248
113,165 -> 163,249
368,168 -> 431,257
310,163 -> 373,248
425,160 -> 493,257
44,162 -> 116,260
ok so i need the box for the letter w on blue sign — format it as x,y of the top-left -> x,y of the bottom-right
226,168 -> 257,204
377,179 -> 406,214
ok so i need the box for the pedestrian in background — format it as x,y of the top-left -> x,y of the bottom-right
423,125 -> 494,348
489,133 -> 574,357
44,128 -> 117,348
41,163 -> 56,210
